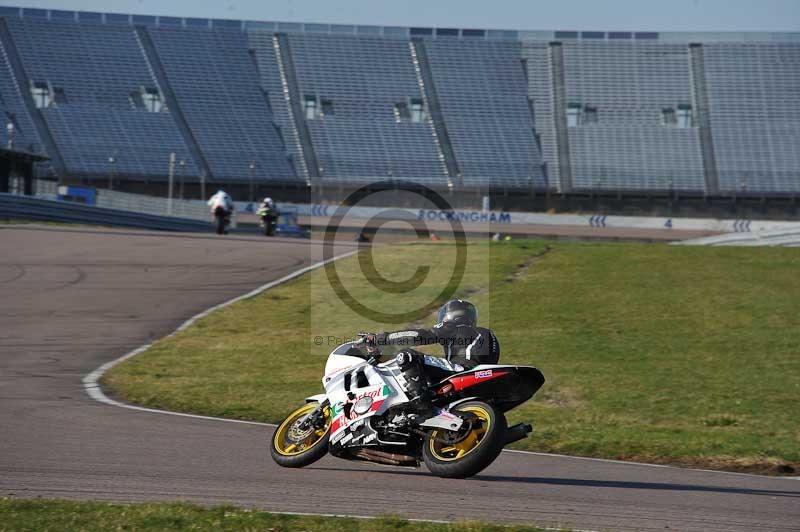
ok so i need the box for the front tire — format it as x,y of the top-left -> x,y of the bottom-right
271,402 -> 330,468
422,401 -> 506,479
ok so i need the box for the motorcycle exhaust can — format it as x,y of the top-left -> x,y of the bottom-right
352,448 -> 419,467
504,423 -> 533,446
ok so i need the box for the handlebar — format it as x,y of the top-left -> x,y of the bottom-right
355,332 -> 380,360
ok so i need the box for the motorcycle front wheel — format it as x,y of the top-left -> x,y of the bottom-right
271,402 -> 331,468
422,400 -> 506,479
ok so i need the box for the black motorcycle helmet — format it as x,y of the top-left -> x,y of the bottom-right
437,299 -> 478,327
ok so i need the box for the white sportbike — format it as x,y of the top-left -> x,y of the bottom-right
270,336 -> 545,478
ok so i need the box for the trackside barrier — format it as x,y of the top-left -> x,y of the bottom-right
286,203 -> 800,234
96,189 -> 210,221
91,189 -> 274,223
27,183 -> 800,236
0,193 -> 213,232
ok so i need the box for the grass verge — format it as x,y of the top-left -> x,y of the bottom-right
0,498 -> 551,531
104,240 -> 800,475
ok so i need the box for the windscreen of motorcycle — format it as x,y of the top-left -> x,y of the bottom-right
324,342 -> 366,378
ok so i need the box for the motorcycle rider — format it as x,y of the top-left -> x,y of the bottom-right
207,189 -> 234,215
257,196 -> 278,236
365,299 -> 499,403
207,189 -> 234,234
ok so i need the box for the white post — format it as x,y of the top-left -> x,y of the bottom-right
167,152 -> 175,215
249,161 -> 255,202
6,122 -> 14,149
108,156 -> 115,191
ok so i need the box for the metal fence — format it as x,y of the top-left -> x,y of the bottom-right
0,192 -> 212,232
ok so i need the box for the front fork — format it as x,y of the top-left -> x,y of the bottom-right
298,399 -> 330,431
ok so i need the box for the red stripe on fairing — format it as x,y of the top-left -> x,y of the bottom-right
330,415 -> 344,434
449,370 -> 509,392
330,398 -> 386,436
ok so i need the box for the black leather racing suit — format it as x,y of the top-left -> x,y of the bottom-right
374,323 -> 500,399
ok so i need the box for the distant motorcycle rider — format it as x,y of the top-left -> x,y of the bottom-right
207,189 -> 234,215
207,189 -> 234,234
257,196 -> 278,236
365,299 -> 500,403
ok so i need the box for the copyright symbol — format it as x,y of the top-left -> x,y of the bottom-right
313,336 -> 324,346
322,181 -> 467,324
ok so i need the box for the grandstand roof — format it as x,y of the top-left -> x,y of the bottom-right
1,5 -> 798,44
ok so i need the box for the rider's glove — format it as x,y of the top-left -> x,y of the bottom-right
361,333 -> 378,353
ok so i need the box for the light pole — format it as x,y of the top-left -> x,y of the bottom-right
167,152 -> 176,215
108,156 -> 116,191
249,161 -> 256,203
316,165 -> 325,204
6,122 -> 14,149
178,159 -> 185,200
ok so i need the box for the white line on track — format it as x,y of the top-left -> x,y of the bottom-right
82,249 -> 358,413
82,247 -> 798,484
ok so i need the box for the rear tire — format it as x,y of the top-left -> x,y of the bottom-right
422,401 -> 506,479
270,402 -> 330,468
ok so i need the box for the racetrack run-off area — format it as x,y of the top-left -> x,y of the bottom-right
1,225 -> 799,532
107,238 -> 800,474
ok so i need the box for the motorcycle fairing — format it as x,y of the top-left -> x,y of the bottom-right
418,409 -> 465,431
436,365 -> 545,412
329,414 -> 380,449
325,364 -> 409,434
328,383 -> 391,438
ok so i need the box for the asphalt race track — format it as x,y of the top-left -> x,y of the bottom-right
1,225 -> 798,531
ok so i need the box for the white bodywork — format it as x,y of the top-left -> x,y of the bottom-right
320,343 -> 414,443
311,343 -> 519,445
207,191 -> 234,213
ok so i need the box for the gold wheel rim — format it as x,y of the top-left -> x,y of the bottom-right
429,405 -> 491,462
273,403 -> 331,457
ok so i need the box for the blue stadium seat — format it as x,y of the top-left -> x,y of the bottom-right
1,10 -> 798,196
524,41 -> 706,192
284,32 -> 448,185
424,38 -> 546,189
148,26 -> 299,183
6,17 -> 198,180
704,43 -> 800,194
0,38 -> 44,157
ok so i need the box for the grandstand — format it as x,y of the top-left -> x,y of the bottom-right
0,5 -> 798,212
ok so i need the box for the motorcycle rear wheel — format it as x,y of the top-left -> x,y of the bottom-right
271,402 -> 330,468
422,400 -> 506,479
